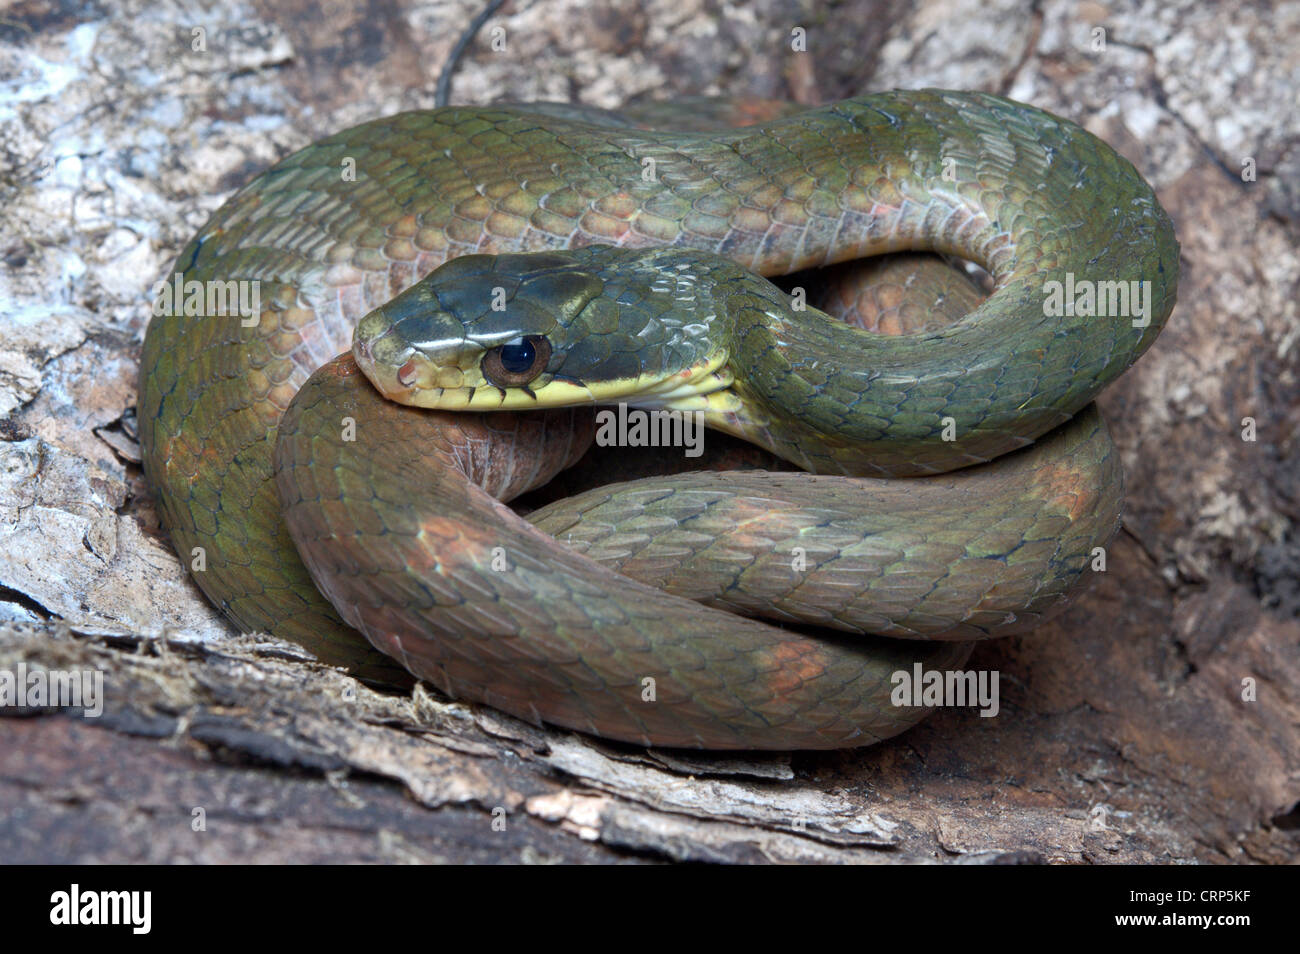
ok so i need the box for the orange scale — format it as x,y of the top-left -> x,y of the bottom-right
594,191 -> 640,219
383,238 -> 417,261
414,227 -> 450,252
730,206 -> 772,233
485,210 -> 528,240
454,194 -> 493,220
771,198 -> 809,227
387,214 -> 418,238
324,243 -> 356,265
578,210 -> 631,242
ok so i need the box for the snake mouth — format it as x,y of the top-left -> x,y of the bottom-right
356,338 -> 741,413
592,351 -> 740,412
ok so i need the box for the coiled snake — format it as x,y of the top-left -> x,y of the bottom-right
139,91 -> 1178,749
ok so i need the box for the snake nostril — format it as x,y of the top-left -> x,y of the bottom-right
355,338 -> 371,363
397,359 -> 418,387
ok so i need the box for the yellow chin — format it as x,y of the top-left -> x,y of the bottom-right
398,350 -> 742,412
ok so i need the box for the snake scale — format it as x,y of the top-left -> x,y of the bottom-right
139,90 -> 1178,749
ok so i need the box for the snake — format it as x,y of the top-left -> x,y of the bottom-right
138,90 -> 1178,750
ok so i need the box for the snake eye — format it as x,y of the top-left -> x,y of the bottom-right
481,335 -> 551,388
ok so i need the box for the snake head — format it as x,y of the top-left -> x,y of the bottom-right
353,245 -> 734,410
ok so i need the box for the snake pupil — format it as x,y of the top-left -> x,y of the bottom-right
499,338 -> 535,373
482,334 -> 551,388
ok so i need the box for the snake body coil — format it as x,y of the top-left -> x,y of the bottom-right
139,91 -> 1178,749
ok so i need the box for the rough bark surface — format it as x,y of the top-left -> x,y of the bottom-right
1,0 -> 1296,864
